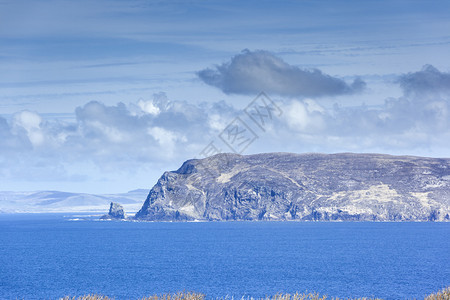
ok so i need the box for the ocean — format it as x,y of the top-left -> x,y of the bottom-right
0,214 -> 448,300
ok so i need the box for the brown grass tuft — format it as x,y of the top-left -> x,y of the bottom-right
424,287 -> 450,300
140,291 -> 205,300
245,292 -> 381,300
59,287 -> 450,300
59,295 -> 112,300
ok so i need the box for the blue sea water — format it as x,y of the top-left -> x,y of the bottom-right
0,214 -> 449,300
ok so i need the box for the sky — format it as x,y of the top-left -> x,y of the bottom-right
1,0 -> 450,193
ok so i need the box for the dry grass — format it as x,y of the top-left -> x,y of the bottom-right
60,295 -> 112,300
424,287 -> 450,300
59,288 -> 450,300
140,291 -> 206,300
243,292 -> 381,300
247,292 -> 382,300
58,292 -> 205,300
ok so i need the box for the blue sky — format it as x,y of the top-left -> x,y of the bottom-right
1,0 -> 450,193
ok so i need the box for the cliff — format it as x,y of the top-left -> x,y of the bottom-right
134,153 -> 450,221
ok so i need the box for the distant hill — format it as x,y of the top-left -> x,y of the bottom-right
135,153 -> 450,221
0,189 -> 148,213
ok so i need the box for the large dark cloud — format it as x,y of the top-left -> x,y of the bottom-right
198,50 -> 366,97
399,65 -> 450,96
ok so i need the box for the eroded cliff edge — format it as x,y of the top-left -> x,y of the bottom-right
135,153 -> 450,221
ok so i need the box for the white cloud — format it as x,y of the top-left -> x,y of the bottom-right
12,111 -> 44,147
0,93 -> 241,187
138,100 -> 161,116
284,100 -> 326,132
273,77 -> 450,156
147,126 -> 185,158
1,64 -> 450,192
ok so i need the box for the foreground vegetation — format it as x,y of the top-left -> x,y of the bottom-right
60,287 -> 450,300
425,287 -> 450,300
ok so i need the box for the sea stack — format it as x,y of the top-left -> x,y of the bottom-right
101,202 -> 127,220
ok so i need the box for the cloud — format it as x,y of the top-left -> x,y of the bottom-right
13,111 -> 45,147
399,65 -> 450,96
69,96 -> 231,163
0,93 -> 240,183
274,69 -> 450,155
284,99 -> 326,132
2,62 -> 450,191
197,50 -> 366,98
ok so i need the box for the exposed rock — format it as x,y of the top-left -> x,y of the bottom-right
101,202 -> 127,220
134,153 -> 450,221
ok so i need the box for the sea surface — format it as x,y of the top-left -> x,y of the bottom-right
0,214 -> 449,300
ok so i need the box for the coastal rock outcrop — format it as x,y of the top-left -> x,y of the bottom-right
101,202 -> 127,220
134,153 -> 450,221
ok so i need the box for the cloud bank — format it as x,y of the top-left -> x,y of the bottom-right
1,65 -> 449,191
0,93 -> 238,186
198,50 -> 366,98
273,65 -> 450,155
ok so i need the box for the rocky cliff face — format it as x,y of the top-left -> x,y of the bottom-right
134,153 -> 450,221
101,202 -> 127,220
